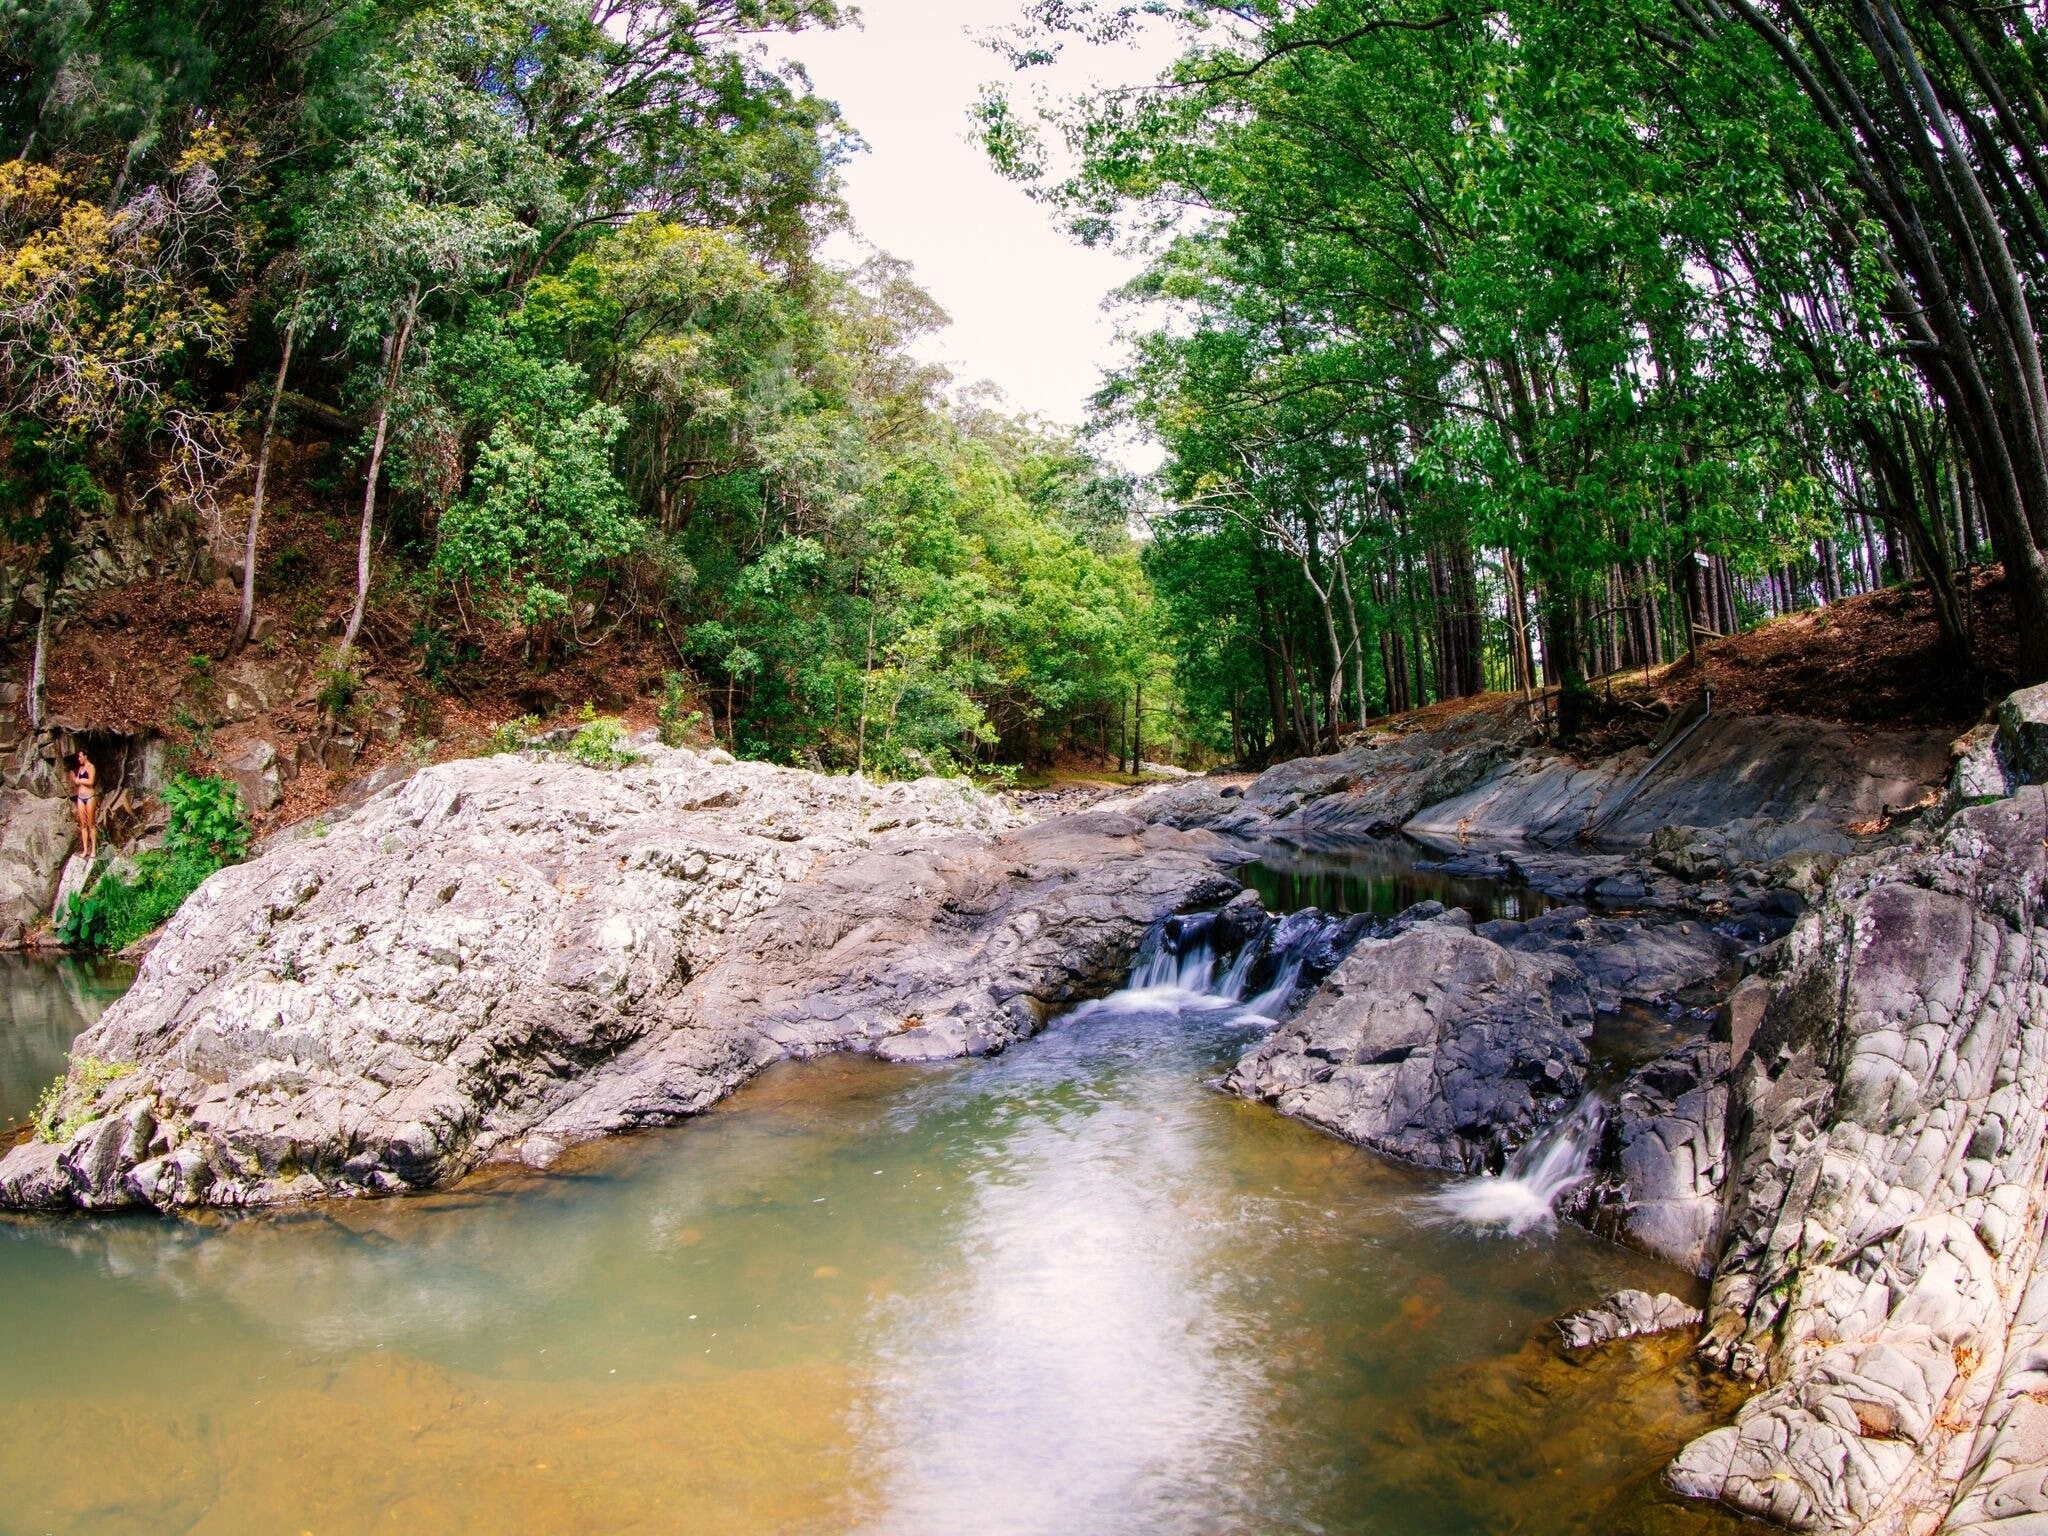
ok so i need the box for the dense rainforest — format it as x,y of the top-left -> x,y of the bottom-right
0,0 -> 1160,780
981,0 -> 2048,749
1,0 -> 2042,785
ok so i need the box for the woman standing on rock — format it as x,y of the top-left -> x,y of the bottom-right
69,749 -> 96,860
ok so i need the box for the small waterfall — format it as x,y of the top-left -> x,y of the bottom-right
1106,912 -> 1242,1014
1424,1097 -> 1605,1236
1086,903 -> 1371,1022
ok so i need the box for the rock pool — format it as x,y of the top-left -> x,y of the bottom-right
0,937 -> 1748,1535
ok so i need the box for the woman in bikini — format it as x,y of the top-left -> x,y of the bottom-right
70,749 -> 96,860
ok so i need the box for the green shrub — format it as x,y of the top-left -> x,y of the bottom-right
569,707 -> 636,769
161,773 -> 249,863
59,774 -> 248,953
315,650 -> 368,725
33,1055 -> 135,1143
656,672 -> 700,748
486,714 -> 541,754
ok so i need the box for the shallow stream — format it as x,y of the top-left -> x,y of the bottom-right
0,869 -> 1749,1536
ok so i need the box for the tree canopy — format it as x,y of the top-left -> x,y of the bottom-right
980,0 -> 2045,747
0,0 -> 1165,773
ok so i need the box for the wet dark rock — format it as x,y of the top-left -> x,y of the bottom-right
1225,911 -> 1589,1173
1997,682 -> 2048,786
1493,909 -> 1733,1017
1225,902 -> 1731,1174
1568,1035 -> 1732,1275
1208,887 -> 1271,956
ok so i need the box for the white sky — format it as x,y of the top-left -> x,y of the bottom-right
776,1 -> 1177,468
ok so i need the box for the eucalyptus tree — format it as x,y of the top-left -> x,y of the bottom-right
302,8 -> 555,659
1689,0 -> 2048,676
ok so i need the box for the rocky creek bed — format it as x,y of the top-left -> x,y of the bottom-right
9,684 -> 2048,1534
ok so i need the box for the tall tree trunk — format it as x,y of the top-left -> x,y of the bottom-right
234,283 -> 304,656
1336,549 -> 1368,727
339,288 -> 419,662
27,586 -> 48,731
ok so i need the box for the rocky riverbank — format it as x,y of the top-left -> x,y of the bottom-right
12,671 -> 2046,1536
1184,684 -> 2048,1535
0,745 -> 1236,1210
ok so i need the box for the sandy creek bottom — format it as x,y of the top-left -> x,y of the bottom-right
0,884 -> 1756,1536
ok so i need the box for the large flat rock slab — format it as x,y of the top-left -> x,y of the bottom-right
1408,712 -> 1948,850
0,751 -> 1237,1212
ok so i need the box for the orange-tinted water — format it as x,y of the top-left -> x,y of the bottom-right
0,965 -> 1750,1535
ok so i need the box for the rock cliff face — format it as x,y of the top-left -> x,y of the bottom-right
0,748 -> 1236,1211
1667,789 -> 2048,1535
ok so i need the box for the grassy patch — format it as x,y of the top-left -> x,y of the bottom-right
33,1055 -> 136,1143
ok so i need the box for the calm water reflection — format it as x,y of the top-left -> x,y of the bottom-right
0,954 -> 132,1137
0,961 -> 1745,1535
1240,838 -> 1555,923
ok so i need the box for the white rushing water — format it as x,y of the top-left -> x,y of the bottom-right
1086,911 -> 1326,1026
1425,1095 -> 1606,1237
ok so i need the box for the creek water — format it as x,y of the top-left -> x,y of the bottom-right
1239,839 -> 1555,924
0,888 -> 1749,1536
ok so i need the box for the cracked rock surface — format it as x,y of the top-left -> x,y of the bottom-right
1224,906 -> 1731,1173
0,749 -> 1236,1212
1558,1289 -> 1705,1351
1667,788 -> 2048,1535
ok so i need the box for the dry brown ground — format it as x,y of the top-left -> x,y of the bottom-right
1363,572 -> 2014,759
39,437 -> 706,834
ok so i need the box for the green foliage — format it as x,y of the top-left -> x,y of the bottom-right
161,773 -> 250,864
0,0 -> 1171,781
59,775 -> 248,953
315,651 -> 368,725
567,706 -> 636,769
434,384 -> 638,626
977,0 -> 2048,738
33,1055 -> 136,1144
656,674 -> 699,748
486,715 -> 542,755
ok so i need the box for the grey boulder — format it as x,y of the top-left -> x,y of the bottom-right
0,749 -> 1236,1212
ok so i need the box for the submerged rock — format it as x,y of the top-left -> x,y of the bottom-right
1667,787 -> 2048,1534
0,750 -> 1237,1212
1557,1289 -> 1704,1351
